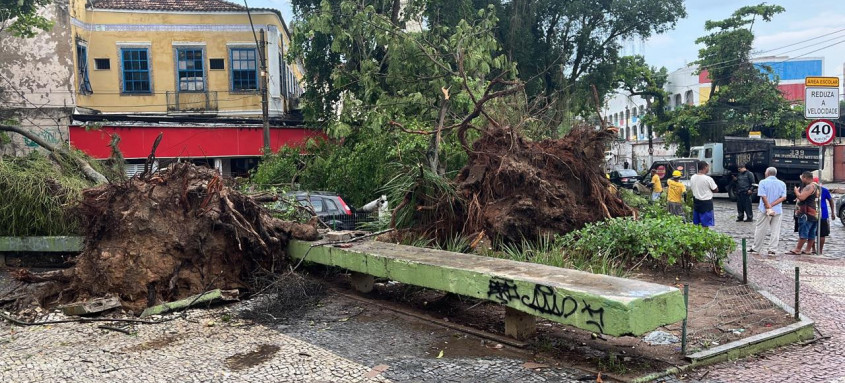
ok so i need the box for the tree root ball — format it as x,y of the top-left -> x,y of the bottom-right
452,126 -> 633,242
16,163 -> 317,313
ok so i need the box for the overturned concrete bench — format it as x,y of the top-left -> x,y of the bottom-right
288,240 -> 686,339
0,236 -> 84,267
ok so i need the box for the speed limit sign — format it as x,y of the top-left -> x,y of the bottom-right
806,119 -> 835,146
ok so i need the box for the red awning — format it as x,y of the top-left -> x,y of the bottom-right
69,125 -> 326,159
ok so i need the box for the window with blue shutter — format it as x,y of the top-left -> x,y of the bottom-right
121,48 -> 151,94
77,43 -> 92,94
230,48 -> 258,91
176,48 -> 204,92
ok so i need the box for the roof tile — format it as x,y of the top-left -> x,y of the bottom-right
91,0 -> 246,12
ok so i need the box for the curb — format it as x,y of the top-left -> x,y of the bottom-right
0,236 -> 84,268
631,253 -> 816,382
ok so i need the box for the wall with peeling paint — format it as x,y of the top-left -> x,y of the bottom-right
0,0 -> 75,156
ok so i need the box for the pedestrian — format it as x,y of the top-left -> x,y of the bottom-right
735,163 -> 755,222
650,169 -> 663,202
690,161 -> 718,228
815,176 -> 836,255
624,160 -> 629,169
666,170 -> 686,218
789,171 -> 819,255
750,167 -> 786,255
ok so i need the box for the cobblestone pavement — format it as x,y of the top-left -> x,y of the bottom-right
660,198 -> 845,383
274,295 -> 590,382
0,307 -> 391,382
1,289 -> 592,382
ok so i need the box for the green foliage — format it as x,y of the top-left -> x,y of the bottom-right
490,0 -> 686,133
560,216 -> 736,272
493,235 -> 626,277
0,152 -> 93,236
652,3 -> 794,153
1,0 -> 54,38
251,145 -> 305,190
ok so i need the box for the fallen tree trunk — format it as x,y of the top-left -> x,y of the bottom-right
0,124 -> 107,184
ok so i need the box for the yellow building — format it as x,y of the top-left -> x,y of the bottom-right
69,0 -> 303,116
65,0 -> 320,177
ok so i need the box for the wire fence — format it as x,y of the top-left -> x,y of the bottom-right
685,284 -> 779,351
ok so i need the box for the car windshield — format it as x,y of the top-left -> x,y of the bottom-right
618,170 -> 638,177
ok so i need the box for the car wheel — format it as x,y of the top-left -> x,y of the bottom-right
727,185 -> 737,202
840,206 -> 845,226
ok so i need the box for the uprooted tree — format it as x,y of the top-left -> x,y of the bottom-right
276,1 -> 633,243
7,158 -> 318,313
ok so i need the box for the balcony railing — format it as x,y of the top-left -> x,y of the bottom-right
166,91 -> 218,113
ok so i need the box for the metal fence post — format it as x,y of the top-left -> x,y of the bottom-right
742,238 -> 748,285
681,283 -> 689,354
794,267 -> 800,320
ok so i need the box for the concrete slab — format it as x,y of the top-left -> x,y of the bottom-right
58,296 -> 121,316
288,240 -> 686,336
0,236 -> 84,253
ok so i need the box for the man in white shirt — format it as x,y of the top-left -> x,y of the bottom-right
690,161 -> 718,228
750,167 -> 786,255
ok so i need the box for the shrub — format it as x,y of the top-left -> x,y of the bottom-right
559,216 -> 735,272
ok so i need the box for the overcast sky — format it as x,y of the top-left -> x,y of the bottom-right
253,0 -> 845,79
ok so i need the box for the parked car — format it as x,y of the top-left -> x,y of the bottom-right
837,193 -> 845,227
609,169 -> 640,190
285,191 -> 377,231
285,191 -> 355,230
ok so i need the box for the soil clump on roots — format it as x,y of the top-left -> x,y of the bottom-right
10,163 -> 317,313
424,126 -> 634,242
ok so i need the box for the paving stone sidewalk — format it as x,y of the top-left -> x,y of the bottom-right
663,200 -> 845,382
0,308 -> 390,383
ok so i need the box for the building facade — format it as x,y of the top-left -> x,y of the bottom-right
64,0 -> 318,176
603,57 -> 825,172
0,0 -> 75,156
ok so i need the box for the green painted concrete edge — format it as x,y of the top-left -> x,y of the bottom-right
288,240 -> 686,337
632,320 -> 814,383
0,236 -> 84,253
631,255 -> 817,383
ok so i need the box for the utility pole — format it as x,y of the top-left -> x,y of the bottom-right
259,28 -> 270,153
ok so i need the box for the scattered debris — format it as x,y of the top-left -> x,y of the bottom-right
140,289 -> 239,318
643,331 -> 680,345
58,296 -> 121,316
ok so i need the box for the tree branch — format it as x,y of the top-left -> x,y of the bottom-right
0,124 -> 107,184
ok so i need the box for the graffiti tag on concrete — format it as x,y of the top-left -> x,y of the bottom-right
487,277 -> 606,333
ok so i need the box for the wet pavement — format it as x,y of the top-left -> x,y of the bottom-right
660,197 -> 845,383
3,195 -> 844,382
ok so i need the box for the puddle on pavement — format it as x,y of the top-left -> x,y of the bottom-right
350,304 -> 528,360
124,335 -> 184,352
426,333 -> 527,360
225,344 -> 281,371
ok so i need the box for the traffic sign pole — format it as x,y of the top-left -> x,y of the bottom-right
805,119 -> 834,254
804,76 -> 838,254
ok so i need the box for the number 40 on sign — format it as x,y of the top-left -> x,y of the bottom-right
806,119 -> 835,146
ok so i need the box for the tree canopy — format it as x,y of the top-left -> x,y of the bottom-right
0,0 -> 53,38
640,3 -> 804,155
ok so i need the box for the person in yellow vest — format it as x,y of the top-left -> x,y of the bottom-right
650,169 -> 663,201
606,173 -> 618,194
667,170 -> 686,217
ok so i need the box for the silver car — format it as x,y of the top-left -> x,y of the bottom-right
837,193 -> 845,226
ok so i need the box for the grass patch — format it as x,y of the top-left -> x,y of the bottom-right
0,152 -> 95,236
